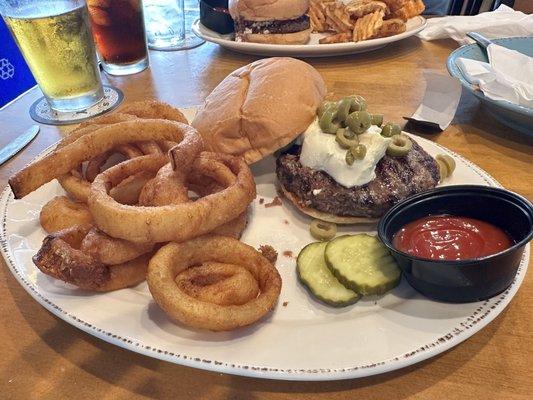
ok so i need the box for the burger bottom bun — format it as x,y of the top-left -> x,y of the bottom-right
280,185 -> 379,225
242,28 -> 311,45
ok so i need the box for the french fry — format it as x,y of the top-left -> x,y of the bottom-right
319,32 -> 352,44
345,0 -> 389,18
390,0 -> 425,21
373,18 -> 406,38
352,10 -> 384,41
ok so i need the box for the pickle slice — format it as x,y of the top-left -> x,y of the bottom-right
325,234 -> 401,295
297,242 -> 360,307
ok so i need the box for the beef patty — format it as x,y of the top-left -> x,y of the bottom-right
276,140 -> 440,218
234,15 -> 310,35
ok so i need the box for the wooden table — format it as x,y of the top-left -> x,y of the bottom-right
1,38 -> 532,400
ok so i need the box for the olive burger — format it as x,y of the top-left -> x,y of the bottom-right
192,57 -> 440,224
229,0 -> 311,44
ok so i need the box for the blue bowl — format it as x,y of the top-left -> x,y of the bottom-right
447,37 -> 533,135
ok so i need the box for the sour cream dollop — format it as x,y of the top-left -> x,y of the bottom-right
299,118 -> 391,188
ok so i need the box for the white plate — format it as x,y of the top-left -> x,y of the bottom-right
192,17 -> 427,57
0,109 -> 528,381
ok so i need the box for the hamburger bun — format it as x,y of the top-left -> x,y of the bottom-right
229,0 -> 309,21
280,185 -> 379,225
241,28 -> 311,45
192,57 -> 326,164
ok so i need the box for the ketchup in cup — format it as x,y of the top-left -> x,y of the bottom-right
393,215 -> 513,261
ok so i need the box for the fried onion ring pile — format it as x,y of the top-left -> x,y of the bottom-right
11,100 -> 281,330
148,235 -> 281,331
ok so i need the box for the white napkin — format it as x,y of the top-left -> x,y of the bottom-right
456,44 -> 533,108
418,5 -> 533,45
406,71 -> 462,130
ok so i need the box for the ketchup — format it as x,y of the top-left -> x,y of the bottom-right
393,215 -> 513,261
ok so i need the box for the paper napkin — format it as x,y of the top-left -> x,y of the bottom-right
417,5 -> 533,45
405,71 -> 462,131
456,44 -> 533,108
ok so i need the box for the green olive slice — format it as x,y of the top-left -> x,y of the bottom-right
371,114 -> 384,127
345,150 -> 355,165
336,98 -> 355,122
381,123 -> 401,138
310,219 -> 337,241
319,108 -> 340,134
386,134 -> 412,157
436,154 -> 456,176
348,95 -> 367,111
317,101 -> 337,118
335,128 -> 358,149
346,111 -> 372,134
436,159 -> 448,181
350,144 -> 367,160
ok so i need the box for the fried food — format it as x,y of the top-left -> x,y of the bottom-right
120,100 -> 189,124
175,262 -> 260,306
138,163 -> 189,206
312,0 -> 423,44
319,32 -> 352,44
352,10 -> 384,42
147,235 -> 281,331
89,152 -> 255,243
389,0 -> 424,21
9,119 -> 200,199
345,0 -> 389,18
324,3 -> 352,33
80,227 -> 154,265
109,170 -> 155,205
374,18 -> 406,38
33,225 -> 151,292
40,196 -> 94,233
259,245 -> 278,264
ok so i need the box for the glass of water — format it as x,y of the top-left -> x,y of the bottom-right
143,0 -> 204,50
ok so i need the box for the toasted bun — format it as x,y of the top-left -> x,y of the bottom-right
229,0 -> 309,21
280,185 -> 379,225
192,57 -> 326,164
242,28 -> 311,45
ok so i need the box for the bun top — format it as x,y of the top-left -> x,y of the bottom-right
192,57 -> 326,164
229,0 -> 309,21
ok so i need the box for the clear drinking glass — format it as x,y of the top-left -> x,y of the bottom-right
144,0 -> 204,50
0,0 -> 104,112
87,0 -> 149,75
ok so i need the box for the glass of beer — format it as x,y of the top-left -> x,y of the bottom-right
0,0 -> 104,112
87,0 -> 149,75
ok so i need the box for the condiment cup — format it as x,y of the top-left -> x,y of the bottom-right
377,185 -> 533,302
199,0 -> 234,35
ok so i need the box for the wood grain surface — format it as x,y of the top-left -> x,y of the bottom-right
0,37 -> 531,400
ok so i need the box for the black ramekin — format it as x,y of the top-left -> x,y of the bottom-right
377,185 -> 533,303
199,0 -> 234,35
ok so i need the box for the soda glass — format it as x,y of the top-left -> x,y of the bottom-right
0,0 -> 104,112
87,0 -> 149,75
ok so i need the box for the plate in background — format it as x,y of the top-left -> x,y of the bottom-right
192,17 -> 427,57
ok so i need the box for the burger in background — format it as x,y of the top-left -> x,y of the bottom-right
229,0 -> 311,44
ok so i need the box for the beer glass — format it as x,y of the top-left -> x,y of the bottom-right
0,0 -> 104,112
87,0 -> 149,75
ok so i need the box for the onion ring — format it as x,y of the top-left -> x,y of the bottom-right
40,196 -> 94,233
175,262 -> 259,306
33,225 -> 151,292
120,100 -> 188,124
147,235 -> 281,331
109,170 -> 156,205
9,119 -> 202,198
89,152 -> 255,243
80,227 -> 154,265
138,163 -> 189,206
